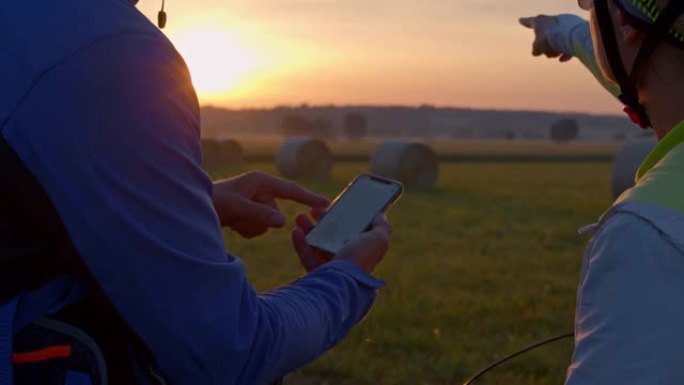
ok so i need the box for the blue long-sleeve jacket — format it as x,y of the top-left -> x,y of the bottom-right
0,1 -> 384,383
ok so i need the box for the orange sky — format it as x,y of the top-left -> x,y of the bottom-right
135,0 -> 623,115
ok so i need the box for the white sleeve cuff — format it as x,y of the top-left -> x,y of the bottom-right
546,14 -> 590,56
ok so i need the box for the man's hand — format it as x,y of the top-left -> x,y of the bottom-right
519,15 -> 573,62
292,211 -> 392,274
213,171 -> 329,239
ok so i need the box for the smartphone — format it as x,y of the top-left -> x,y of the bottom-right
306,173 -> 403,255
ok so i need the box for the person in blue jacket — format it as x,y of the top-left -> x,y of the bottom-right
0,0 -> 392,384
521,0 -> 684,383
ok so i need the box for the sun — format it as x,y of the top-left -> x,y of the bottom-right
171,28 -> 256,98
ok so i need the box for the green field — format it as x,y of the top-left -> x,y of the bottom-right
233,138 -> 623,162
207,143 -> 616,385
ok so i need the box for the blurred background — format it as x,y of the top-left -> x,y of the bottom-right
133,1 -> 649,384
136,0 -> 618,113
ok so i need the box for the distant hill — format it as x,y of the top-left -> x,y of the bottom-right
200,105 -> 639,142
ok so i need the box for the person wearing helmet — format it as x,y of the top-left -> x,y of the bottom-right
0,1 -> 391,384
522,0 -> 684,383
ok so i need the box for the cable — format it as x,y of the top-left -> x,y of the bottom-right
462,332 -> 574,385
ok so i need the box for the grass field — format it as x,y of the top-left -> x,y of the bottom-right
206,142 -> 616,385
233,137 -> 623,162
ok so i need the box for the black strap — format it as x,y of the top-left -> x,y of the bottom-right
595,0 -> 651,126
595,0 -> 636,96
596,0 -> 684,128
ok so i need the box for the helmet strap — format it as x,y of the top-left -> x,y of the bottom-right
596,0 -> 684,129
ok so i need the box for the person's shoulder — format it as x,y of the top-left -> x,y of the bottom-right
598,211 -> 653,236
602,198 -> 684,248
4,2 -> 199,167
595,211 -> 663,249
590,210 -> 682,267
0,0 -> 172,74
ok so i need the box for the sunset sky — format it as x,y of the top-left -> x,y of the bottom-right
135,0 -> 623,115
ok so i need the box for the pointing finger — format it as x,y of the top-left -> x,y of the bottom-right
519,17 -> 535,29
261,175 -> 329,208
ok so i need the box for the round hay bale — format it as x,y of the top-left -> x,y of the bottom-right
612,137 -> 657,198
370,140 -> 439,190
201,139 -> 243,167
218,139 -> 243,165
276,138 -> 333,179
201,139 -> 221,167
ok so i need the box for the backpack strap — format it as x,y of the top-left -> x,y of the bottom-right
0,275 -> 86,384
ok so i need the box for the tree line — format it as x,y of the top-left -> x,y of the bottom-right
279,113 -> 368,141
280,113 -> 580,143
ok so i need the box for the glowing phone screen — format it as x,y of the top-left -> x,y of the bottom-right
306,174 -> 401,254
